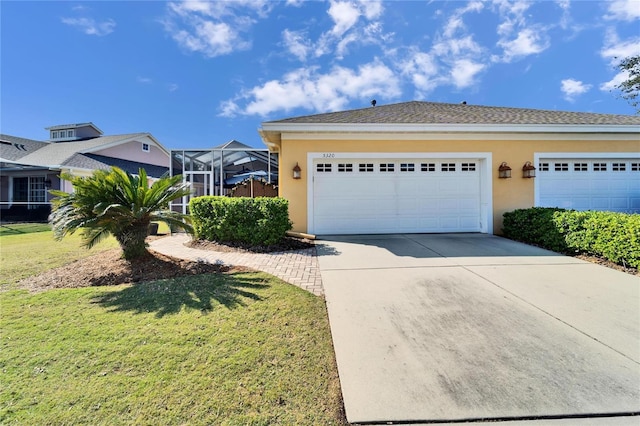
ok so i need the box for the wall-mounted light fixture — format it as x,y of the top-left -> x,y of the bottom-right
522,161 -> 536,178
44,179 -> 52,189
292,162 -> 301,179
498,162 -> 512,179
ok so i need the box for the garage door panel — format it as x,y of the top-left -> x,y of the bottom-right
313,158 -> 483,234
538,158 -> 640,214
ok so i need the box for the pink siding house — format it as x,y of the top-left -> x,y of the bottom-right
0,122 -> 170,221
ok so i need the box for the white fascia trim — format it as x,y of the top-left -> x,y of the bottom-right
533,152 -> 640,207
306,152 -> 493,235
262,122 -> 640,134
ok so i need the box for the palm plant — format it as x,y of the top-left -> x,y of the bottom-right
49,167 -> 193,260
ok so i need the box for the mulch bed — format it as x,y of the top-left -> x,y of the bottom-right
186,236 -> 315,253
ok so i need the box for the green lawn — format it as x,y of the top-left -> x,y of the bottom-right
0,225 -> 345,425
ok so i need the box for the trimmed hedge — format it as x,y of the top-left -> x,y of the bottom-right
502,207 -> 568,253
503,208 -> 640,269
189,196 -> 292,246
553,210 -> 640,269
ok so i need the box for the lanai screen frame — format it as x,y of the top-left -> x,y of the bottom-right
169,147 -> 278,213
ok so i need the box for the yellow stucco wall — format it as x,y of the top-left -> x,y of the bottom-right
275,135 -> 638,235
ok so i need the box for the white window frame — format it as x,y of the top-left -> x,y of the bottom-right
142,143 -> 150,152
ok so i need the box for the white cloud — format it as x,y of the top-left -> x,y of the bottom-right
328,0 -> 361,37
219,59 -> 401,117
600,71 -> 629,92
496,28 -> 550,62
163,0 -> 272,58
605,0 -> 640,21
451,59 -> 485,89
399,50 -> 441,94
137,76 -> 152,84
61,17 -> 116,36
560,78 -> 592,101
168,83 -> 179,92
282,29 -> 311,61
600,31 -> 640,64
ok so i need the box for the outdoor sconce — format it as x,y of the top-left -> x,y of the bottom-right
522,161 -> 536,178
292,162 -> 302,179
498,162 -> 512,179
44,179 -> 52,188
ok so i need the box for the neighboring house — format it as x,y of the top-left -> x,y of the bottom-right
259,101 -> 640,236
1,122 -> 170,221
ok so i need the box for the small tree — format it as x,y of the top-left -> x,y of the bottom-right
615,55 -> 640,113
49,167 -> 193,260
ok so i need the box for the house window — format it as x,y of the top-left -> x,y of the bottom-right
67,129 -> 74,138
612,163 -> 626,171
400,163 -> 415,172
338,163 -> 353,172
380,163 -> 395,172
632,163 -> 640,171
554,163 -> 569,171
593,163 -> 607,171
421,163 -> 435,172
142,143 -> 150,152
316,163 -> 332,172
12,176 -> 45,208
359,163 -> 374,172
441,163 -> 456,172
52,131 -> 59,139
461,162 -> 476,171
539,163 -> 549,171
574,163 -> 588,172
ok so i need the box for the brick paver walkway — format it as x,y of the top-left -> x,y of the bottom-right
149,235 -> 324,296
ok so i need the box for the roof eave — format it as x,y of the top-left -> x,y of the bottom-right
259,123 -> 640,134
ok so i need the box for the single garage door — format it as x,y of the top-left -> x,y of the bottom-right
538,157 -> 640,213
312,158 -> 482,235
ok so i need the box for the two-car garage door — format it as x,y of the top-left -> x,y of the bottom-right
311,157 -> 485,235
537,157 -> 640,213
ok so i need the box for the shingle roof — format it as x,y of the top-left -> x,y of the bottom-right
0,134 -> 49,162
266,101 -> 640,126
66,153 -> 169,178
15,133 -> 148,167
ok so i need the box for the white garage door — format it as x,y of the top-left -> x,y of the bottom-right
538,158 -> 640,213
312,158 -> 482,235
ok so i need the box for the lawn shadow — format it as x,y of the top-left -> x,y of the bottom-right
92,273 -> 269,318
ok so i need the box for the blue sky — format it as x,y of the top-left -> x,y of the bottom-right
2,0 -> 639,149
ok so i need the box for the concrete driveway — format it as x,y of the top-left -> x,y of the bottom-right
316,234 -> 640,424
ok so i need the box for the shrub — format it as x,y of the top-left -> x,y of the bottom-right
190,196 -> 292,246
502,207 -> 568,252
553,211 -> 640,269
503,208 -> 640,269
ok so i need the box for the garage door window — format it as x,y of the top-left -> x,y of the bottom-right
421,163 -> 436,172
380,163 -> 395,172
338,163 -> 353,172
554,163 -> 568,171
400,163 -> 415,172
612,163 -> 626,171
359,163 -> 374,172
574,163 -> 588,172
633,163 -> 639,171
317,163 -> 332,172
593,163 -> 607,171
441,163 -> 456,172
539,162 -> 549,171
461,162 -> 476,171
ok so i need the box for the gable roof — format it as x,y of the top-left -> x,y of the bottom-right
13,133 -> 157,168
65,153 -> 169,178
266,101 -> 640,126
0,134 -> 49,162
